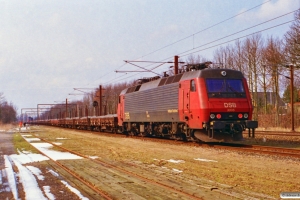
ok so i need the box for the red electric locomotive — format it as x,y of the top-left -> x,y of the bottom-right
28,62 -> 257,142
117,62 -> 258,142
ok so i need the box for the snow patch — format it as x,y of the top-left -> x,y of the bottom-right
30,142 -> 83,161
153,158 -> 185,164
89,156 -> 98,159
166,159 -> 185,164
43,186 -> 55,200
4,155 -> 18,199
194,158 -> 218,162
61,180 -> 89,200
172,168 -> 183,173
21,134 -> 33,137
48,169 -> 59,177
10,150 -> 49,164
24,138 -> 41,142
10,156 -> 47,200
21,150 -> 33,154
27,166 -> 45,180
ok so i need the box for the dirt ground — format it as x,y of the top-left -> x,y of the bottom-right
1,125 -> 300,199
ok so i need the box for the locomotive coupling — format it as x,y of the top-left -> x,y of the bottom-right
245,120 -> 258,129
210,121 -> 225,129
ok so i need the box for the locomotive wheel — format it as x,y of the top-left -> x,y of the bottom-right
208,129 -> 213,138
130,129 -> 137,136
181,133 -> 187,141
140,132 -> 147,137
233,132 -> 244,141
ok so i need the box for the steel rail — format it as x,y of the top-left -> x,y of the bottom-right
246,131 -> 300,136
38,138 -> 203,200
27,137 -> 113,200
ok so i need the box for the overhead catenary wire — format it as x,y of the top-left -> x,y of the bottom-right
78,1 -> 298,91
179,9 -> 299,57
180,20 -> 295,58
127,0 -> 273,62
94,0 -> 274,85
103,18 -> 296,86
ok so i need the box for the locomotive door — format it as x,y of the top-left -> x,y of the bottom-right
179,80 -> 191,120
185,89 -> 190,114
117,95 -> 124,126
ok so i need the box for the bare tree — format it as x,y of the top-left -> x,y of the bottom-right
0,97 -> 17,124
186,54 -> 206,64
213,45 -> 235,69
243,34 -> 264,120
214,46 -> 226,68
233,40 -> 245,72
0,92 -> 5,106
284,9 -> 300,66
261,36 -> 284,116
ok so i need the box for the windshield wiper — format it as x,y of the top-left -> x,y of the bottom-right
227,84 -> 244,97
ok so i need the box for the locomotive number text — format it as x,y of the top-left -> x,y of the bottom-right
224,102 -> 236,108
124,112 -> 130,120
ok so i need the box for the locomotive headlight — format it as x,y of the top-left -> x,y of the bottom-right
244,113 -> 249,118
221,71 -> 226,76
210,114 -> 215,119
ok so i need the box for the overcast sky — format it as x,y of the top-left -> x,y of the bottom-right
0,0 -> 298,115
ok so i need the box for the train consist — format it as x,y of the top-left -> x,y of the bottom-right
29,62 -> 258,142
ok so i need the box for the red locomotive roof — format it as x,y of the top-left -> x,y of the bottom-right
120,68 -> 245,95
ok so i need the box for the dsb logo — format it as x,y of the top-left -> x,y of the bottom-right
224,102 -> 236,108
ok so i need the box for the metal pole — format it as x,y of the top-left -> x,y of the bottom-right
174,55 -> 179,75
76,104 -> 78,118
290,65 -> 295,132
85,105 -> 88,117
100,85 -> 102,116
99,85 -> 101,116
66,98 -> 68,118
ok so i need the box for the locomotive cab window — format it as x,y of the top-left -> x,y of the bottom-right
206,79 -> 246,98
190,80 -> 196,92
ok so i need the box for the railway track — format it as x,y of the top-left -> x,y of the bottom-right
32,137 -> 205,200
103,133 -> 300,159
25,126 -> 300,160
93,132 -> 300,159
245,130 -> 300,136
28,138 -> 112,199
204,142 -> 300,159
40,128 -> 300,159
19,126 -> 299,199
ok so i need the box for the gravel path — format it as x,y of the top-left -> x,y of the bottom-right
0,131 -> 16,199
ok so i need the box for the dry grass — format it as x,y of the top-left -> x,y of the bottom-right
13,133 -> 40,154
257,126 -> 300,132
0,123 -> 17,131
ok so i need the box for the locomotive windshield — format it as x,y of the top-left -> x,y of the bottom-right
206,79 -> 246,98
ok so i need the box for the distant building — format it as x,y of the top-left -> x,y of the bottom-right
252,92 -> 286,108
291,102 -> 300,113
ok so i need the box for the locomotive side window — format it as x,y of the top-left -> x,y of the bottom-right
206,79 -> 246,98
190,80 -> 196,92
